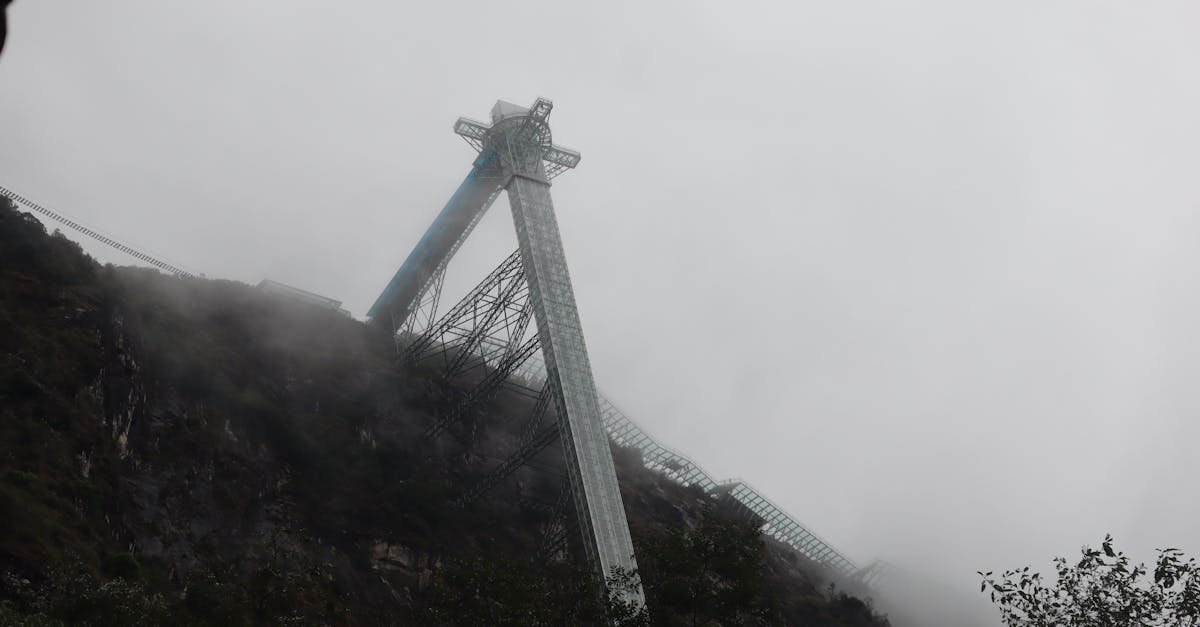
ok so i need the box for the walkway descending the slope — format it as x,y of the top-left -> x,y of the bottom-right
0,183 -> 195,278
510,354 -> 859,579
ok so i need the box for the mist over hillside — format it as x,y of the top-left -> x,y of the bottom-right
0,197 -> 893,624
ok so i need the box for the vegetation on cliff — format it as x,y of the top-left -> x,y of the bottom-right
0,196 -> 887,625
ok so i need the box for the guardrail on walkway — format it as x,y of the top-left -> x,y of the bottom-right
509,354 -> 858,578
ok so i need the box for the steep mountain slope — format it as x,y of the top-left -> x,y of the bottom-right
0,197 -> 888,625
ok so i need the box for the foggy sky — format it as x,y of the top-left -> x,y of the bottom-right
3,2 -> 1199,623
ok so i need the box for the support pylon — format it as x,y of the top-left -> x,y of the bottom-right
369,98 -> 644,606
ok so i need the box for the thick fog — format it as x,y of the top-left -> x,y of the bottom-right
3,2 -> 1198,623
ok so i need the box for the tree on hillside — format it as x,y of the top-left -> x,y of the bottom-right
413,510 -> 781,626
980,535 -> 1200,626
635,509 -> 782,625
414,556 -> 647,626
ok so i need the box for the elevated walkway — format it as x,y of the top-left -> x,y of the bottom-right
510,354 -> 859,579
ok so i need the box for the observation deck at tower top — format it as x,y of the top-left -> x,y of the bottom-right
490,100 -> 535,123
452,98 -> 582,176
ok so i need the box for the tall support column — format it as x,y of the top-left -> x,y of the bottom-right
470,98 -> 643,604
506,172 -> 641,597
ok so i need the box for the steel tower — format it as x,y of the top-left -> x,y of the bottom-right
369,98 -> 644,604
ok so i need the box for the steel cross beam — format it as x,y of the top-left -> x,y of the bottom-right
453,109 -> 579,180
452,423 -> 560,508
450,380 -> 553,507
402,248 -> 527,368
535,480 -> 575,563
441,262 -> 529,378
522,381 -> 553,442
441,362 -> 561,507
425,335 -> 541,439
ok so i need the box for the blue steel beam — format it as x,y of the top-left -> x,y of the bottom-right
367,152 -> 504,324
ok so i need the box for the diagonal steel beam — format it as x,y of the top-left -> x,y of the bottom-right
425,335 -> 541,439
367,153 -> 505,333
452,423 -> 559,509
401,248 -> 524,365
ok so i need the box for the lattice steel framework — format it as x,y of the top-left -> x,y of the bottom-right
452,379 -> 557,510
409,243 -> 862,582
453,422 -> 559,508
404,248 -> 534,379
535,480 -> 576,563
371,98 -> 643,605
406,248 -> 543,441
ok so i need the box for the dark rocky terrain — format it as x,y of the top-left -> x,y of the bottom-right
0,196 -> 888,625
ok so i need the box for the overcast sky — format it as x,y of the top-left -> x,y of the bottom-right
3,2 -> 1199,623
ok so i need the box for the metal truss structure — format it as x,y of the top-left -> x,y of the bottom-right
534,480 -> 576,563
452,423 -> 558,508
423,333 -> 540,440
444,380 -> 560,510
406,248 -> 544,440
415,266 -> 862,580
4,95 -> 874,599
371,98 -> 643,606
403,248 -> 533,375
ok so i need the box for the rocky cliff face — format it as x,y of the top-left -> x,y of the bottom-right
0,198 -> 887,625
